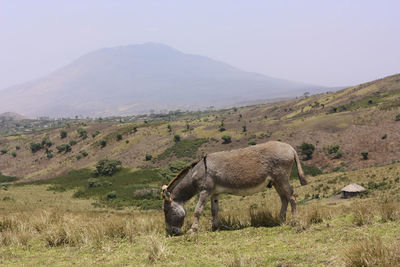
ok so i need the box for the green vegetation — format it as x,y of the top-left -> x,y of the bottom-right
0,148 -> 7,155
41,137 -> 53,147
299,142 -> 315,160
221,135 -> 232,144
28,168 -> 163,209
145,153 -> 153,161
0,171 -> 19,183
173,134 -> 181,142
93,159 -> 122,176
30,142 -> 42,153
116,133 -> 122,141
100,139 -> 107,148
60,130 -> 67,139
395,113 -> 400,121
92,130 -> 100,138
157,138 -> 207,160
77,128 -> 88,139
361,150 -> 369,160
56,144 -> 72,153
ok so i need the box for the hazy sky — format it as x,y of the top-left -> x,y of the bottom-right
1,0 -> 399,89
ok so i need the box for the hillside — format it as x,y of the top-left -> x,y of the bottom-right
0,43 -> 326,117
0,73 -> 399,181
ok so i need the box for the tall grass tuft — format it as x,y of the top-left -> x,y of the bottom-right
147,235 -> 167,263
343,236 -> 400,267
249,208 -> 281,227
352,202 -> 374,226
218,214 -> 248,230
379,198 -> 399,222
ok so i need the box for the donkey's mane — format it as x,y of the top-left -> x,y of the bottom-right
166,159 -> 201,192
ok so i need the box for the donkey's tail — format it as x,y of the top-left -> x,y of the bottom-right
292,147 -> 307,185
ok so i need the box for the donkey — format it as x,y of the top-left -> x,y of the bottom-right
161,141 -> 307,236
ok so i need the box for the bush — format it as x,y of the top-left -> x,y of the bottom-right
94,159 -> 122,176
0,148 -> 7,155
248,140 -> 256,146
221,135 -> 232,144
116,133 -> 122,141
92,131 -> 100,138
395,113 -> 400,121
145,154 -> 153,161
133,126 -> 138,133
360,150 -> 369,160
327,144 -> 339,154
299,142 -> 315,160
60,130 -> 67,139
69,140 -> 77,146
15,146 -> 20,150
100,140 -> 107,148
242,125 -> 247,132
167,124 -> 172,132
77,128 -> 87,139
41,137 -> 53,147
334,151 -> 343,159
80,150 -> 88,157
30,142 -> 42,153
106,191 -> 117,199
56,144 -> 72,153
381,134 -> 387,140
11,152 -> 16,158
173,134 -> 181,142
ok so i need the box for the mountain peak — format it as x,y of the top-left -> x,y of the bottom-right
0,43 -> 326,117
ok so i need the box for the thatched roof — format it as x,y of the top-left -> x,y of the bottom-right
341,184 -> 366,192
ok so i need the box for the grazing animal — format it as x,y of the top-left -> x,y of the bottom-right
161,141 -> 307,235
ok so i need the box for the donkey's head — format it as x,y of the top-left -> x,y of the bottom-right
161,185 -> 186,236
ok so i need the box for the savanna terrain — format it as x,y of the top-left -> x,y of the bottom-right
1,74 -> 400,266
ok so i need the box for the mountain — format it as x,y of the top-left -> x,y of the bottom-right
0,112 -> 27,121
0,42 -> 327,117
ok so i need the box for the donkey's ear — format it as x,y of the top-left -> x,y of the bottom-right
161,185 -> 172,202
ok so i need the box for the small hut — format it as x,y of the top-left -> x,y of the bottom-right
341,184 -> 366,199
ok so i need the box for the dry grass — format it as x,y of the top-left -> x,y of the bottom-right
343,236 -> 400,267
352,201 -> 374,226
0,210 -> 163,247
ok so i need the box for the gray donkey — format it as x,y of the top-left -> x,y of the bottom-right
161,141 -> 307,235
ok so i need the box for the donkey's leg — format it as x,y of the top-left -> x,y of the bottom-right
188,190 -> 210,233
273,182 -> 292,222
211,195 -> 219,231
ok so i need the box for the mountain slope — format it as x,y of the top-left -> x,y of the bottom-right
0,43 -> 325,117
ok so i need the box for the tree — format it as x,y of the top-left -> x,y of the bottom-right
174,134 -> 181,142
221,135 -> 232,144
30,142 -> 42,153
361,151 -> 369,160
167,124 -> 172,132
60,130 -> 67,139
100,140 -> 107,148
116,133 -> 122,141
77,128 -> 87,139
94,159 -> 122,176
299,142 -> 315,160
145,154 -> 153,161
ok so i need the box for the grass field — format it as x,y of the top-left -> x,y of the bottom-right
1,163 -> 400,266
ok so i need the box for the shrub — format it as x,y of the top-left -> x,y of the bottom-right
15,146 -> 20,150
77,128 -> 87,139
221,135 -> 232,144
395,113 -> 400,121
299,142 -> 315,160
133,126 -> 138,133
69,140 -> 77,146
30,142 -> 42,153
173,134 -> 181,142
76,154 -> 82,160
100,140 -> 107,148
145,154 -> 153,161
242,125 -> 247,132
60,130 -> 67,139
248,140 -> 256,146
167,124 -> 172,132
116,134 -> 122,141
327,144 -> 339,154
106,191 -> 117,199
41,137 -> 53,147
360,150 -> 369,160
94,159 -> 122,176
92,131 -> 100,138
80,150 -> 88,157
56,144 -> 72,153
11,152 -> 16,158
0,148 -> 7,155
381,134 -> 387,140
379,199 -> 398,222
352,203 -> 373,226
